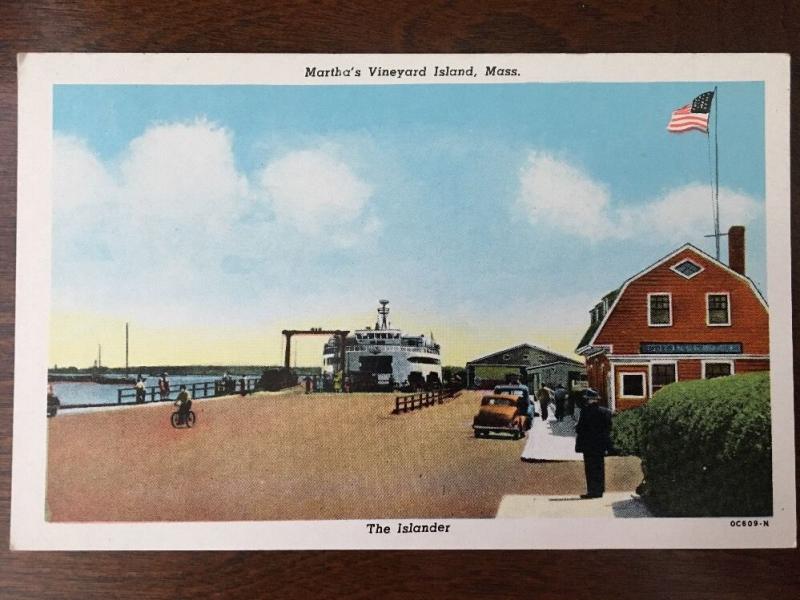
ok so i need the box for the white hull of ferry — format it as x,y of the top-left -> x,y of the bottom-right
323,347 -> 441,386
321,301 -> 441,387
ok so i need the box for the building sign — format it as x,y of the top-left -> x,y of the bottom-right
640,342 -> 742,354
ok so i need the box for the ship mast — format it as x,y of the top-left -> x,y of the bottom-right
377,300 -> 390,331
125,322 -> 129,375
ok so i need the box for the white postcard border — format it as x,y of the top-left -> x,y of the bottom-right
11,53 -> 795,550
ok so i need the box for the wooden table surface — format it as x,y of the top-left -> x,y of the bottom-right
0,2 -> 797,598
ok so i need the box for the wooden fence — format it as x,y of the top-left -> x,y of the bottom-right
392,386 -> 461,414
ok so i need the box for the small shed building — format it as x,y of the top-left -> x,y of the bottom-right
466,343 -> 586,390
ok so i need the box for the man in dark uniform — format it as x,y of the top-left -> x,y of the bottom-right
575,388 -> 613,498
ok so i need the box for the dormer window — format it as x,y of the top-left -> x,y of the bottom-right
590,304 -> 605,325
648,293 -> 672,326
671,258 -> 704,279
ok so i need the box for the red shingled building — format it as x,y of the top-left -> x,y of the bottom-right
575,226 -> 769,411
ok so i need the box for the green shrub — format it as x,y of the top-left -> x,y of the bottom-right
611,407 -> 645,456
638,372 -> 772,517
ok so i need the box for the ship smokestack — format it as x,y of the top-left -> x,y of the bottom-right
728,226 -> 745,275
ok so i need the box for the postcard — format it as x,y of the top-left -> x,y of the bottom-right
11,53 -> 794,549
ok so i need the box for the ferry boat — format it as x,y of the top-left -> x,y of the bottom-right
322,300 -> 442,390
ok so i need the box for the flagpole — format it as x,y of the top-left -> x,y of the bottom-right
713,85 -> 720,260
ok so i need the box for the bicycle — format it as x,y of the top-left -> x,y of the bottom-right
170,408 -> 196,428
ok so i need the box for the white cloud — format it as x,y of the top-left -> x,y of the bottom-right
618,184 -> 760,240
257,148 -> 375,237
118,119 -> 250,225
517,151 -> 617,238
51,122 -> 384,327
53,136 -> 116,214
516,151 -> 760,241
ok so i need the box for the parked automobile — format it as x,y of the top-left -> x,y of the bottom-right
472,394 -> 527,439
493,384 -> 534,430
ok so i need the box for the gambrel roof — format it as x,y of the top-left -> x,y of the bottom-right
575,243 -> 768,355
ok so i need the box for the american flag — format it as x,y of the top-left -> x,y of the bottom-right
667,91 -> 715,133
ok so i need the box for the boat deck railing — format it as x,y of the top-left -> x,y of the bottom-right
325,344 -> 440,354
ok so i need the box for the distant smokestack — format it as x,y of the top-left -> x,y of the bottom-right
728,226 -> 745,275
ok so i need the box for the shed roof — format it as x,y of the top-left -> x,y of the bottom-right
467,343 -> 582,368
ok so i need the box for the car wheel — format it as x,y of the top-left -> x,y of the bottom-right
474,430 -> 480,438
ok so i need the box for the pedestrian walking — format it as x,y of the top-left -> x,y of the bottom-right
574,388 -> 613,498
567,388 -> 578,420
554,383 -> 568,421
536,384 -> 550,421
508,374 -> 532,429
158,372 -> 170,402
333,371 -> 342,393
135,375 -> 146,404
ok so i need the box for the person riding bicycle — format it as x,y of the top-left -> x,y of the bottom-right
173,384 -> 192,424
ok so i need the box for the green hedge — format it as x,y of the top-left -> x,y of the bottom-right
636,372 -> 772,517
611,406 -> 645,456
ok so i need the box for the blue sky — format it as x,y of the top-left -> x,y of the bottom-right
50,82 -> 767,367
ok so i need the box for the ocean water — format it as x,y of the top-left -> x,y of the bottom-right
52,374 -> 256,407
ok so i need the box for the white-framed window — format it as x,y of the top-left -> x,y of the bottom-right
647,292 -> 672,326
619,372 -> 646,398
502,353 -> 511,361
706,292 -> 731,326
670,258 -> 704,279
702,360 -> 734,379
650,361 -> 678,396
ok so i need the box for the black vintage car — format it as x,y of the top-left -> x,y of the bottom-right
258,367 -> 298,391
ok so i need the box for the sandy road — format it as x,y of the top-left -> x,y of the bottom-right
46,390 -> 642,521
